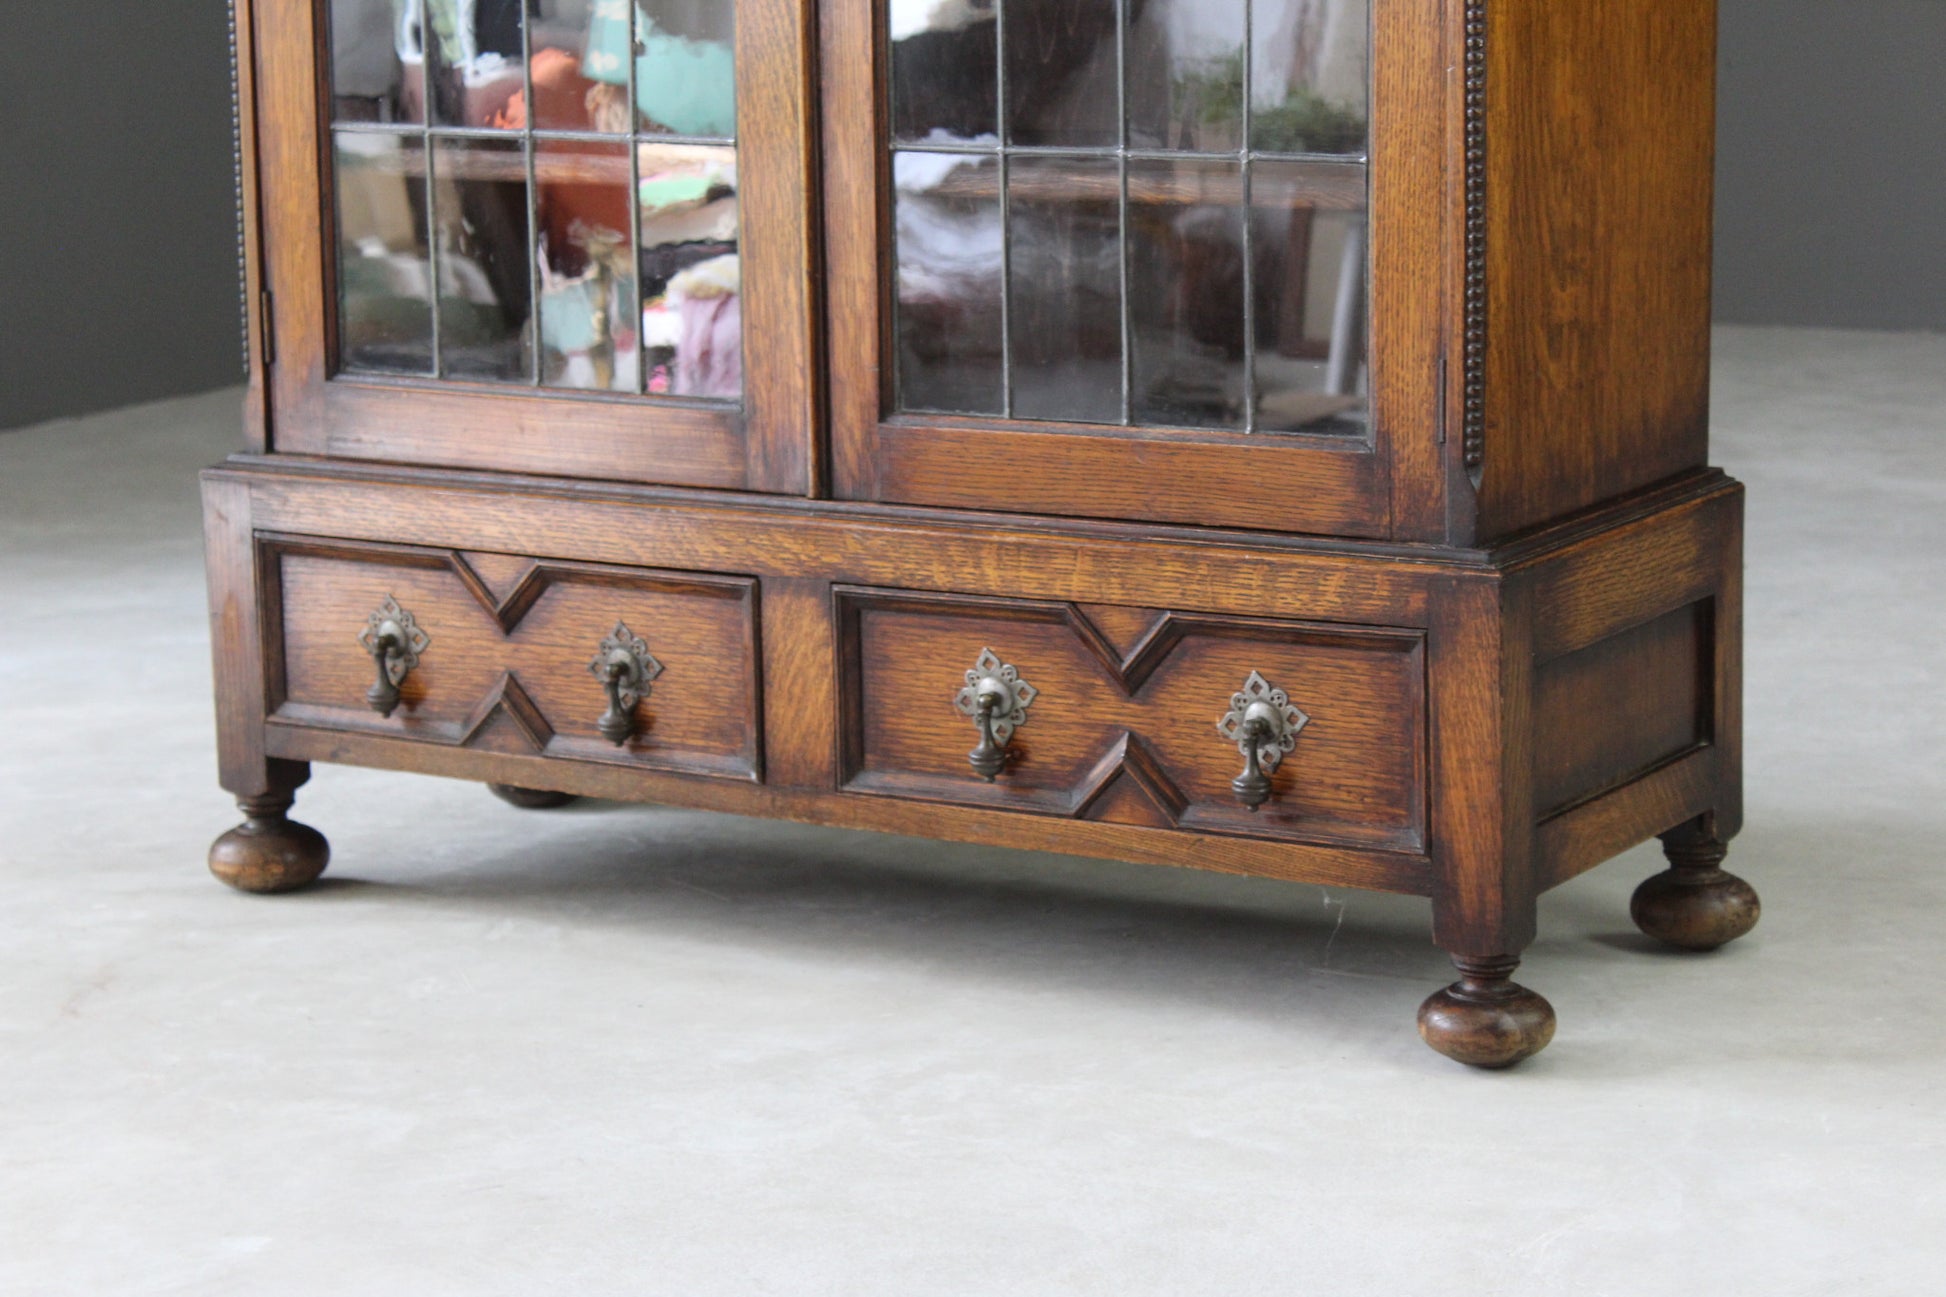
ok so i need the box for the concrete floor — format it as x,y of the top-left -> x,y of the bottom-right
2,327 -> 1942,1293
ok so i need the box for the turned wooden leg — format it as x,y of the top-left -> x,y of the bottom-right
1418,955 -> 1556,1069
487,784 -> 578,810
1632,819 -> 1760,951
208,788 -> 330,894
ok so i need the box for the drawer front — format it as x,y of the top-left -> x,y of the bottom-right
266,539 -> 761,781
835,589 -> 1426,851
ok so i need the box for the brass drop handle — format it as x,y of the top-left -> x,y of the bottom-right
1218,672 -> 1308,813
358,596 -> 428,718
595,652 -> 639,744
1231,713 -> 1276,810
954,649 -> 1037,782
589,621 -> 662,747
967,679 -> 1011,781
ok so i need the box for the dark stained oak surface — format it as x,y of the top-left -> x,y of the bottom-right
206,0 -> 1749,1067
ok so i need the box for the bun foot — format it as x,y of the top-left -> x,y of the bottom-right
1632,827 -> 1759,950
488,783 -> 578,810
1418,957 -> 1556,1069
208,793 -> 329,894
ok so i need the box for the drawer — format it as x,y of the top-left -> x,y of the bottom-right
265,538 -> 762,781
834,589 -> 1426,851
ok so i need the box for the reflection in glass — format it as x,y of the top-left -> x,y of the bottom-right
423,0 -> 530,129
1127,0 -> 1245,153
431,137 -> 532,381
331,0 -> 424,123
1129,158 -> 1246,429
638,144 -> 742,397
885,0 -> 1370,433
525,1 -> 624,134
334,132 -> 433,374
629,1 -> 738,138
1251,0 -> 1369,156
536,140 -> 638,390
894,152 -> 1003,415
1004,1 -> 1118,147
889,0 -> 995,142
328,2 -> 741,400
1252,159 -> 1367,432
1008,156 -> 1122,424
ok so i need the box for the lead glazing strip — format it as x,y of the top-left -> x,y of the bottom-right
522,6 -> 541,385
420,3 -> 444,379
628,0 -> 648,394
1116,0 -> 1133,425
333,120 -> 731,148
1241,0 -> 1257,434
995,0 -> 1014,419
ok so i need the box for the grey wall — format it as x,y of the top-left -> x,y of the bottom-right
1714,0 -> 1946,331
0,2 -> 1939,430
0,7 -> 241,431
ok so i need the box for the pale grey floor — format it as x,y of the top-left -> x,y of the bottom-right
2,327 -> 1942,1294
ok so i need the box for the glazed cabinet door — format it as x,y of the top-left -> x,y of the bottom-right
247,0 -> 817,492
823,0 -> 1452,538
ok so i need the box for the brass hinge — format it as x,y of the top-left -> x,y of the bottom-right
258,289 -> 276,368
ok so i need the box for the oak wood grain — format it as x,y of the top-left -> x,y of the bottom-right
1475,0 -> 1716,540
1531,600 -> 1709,816
835,588 -> 1427,852
268,539 -> 762,780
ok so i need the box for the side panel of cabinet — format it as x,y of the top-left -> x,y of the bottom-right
247,0 -> 817,493
1469,0 -> 1716,539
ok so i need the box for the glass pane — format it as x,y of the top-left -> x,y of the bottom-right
1127,0 -> 1245,154
1252,159 -> 1367,431
633,1 -> 738,138
884,0 -> 1369,433
1008,156 -> 1122,424
1005,1 -> 1118,148
890,0 -> 996,143
330,0 -> 424,124
1129,158 -> 1246,429
334,132 -> 433,374
425,0 -> 530,130
524,1 -> 622,134
536,139 -> 638,390
1251,0 -> 1369,156
894,152 -> 1003,414
431,136 -> 533,381
638,143 -> 741,398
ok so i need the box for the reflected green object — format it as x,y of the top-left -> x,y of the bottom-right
585,3 -> 736,138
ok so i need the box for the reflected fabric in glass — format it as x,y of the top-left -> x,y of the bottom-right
889,0 -> 996,142
431,137 -> 533,381
536,139 -> 638,391
334,132 -> 433,374
1007,156 -> 1122,424
1128,158 -> 1247,429
423,0 -> 529,129
1004,0 -> 1118,147
524,1 -> 626,134
1251,159 -> 1368,431
629,0 -> 738,138
331,0 -> 424,123
638,144 -> 742,399
894,152 -> 1003,415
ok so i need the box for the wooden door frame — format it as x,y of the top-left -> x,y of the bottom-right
818,0 -> 1456,541
248,0 -> 819,494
